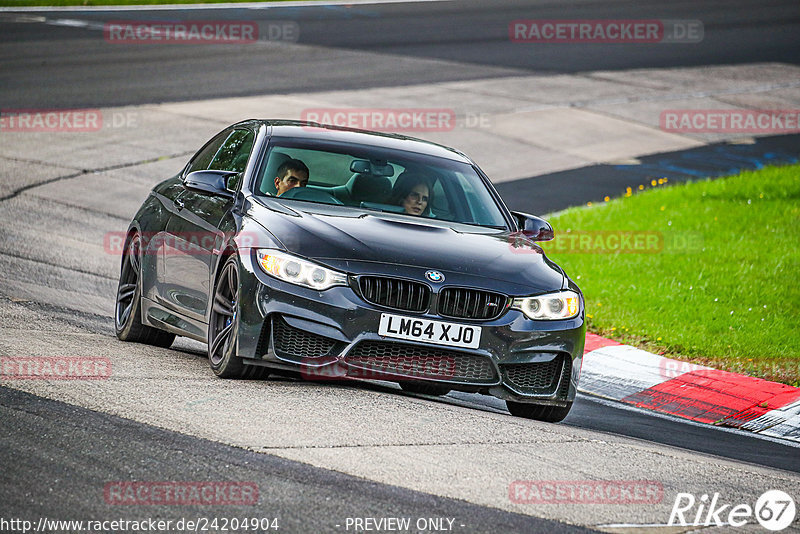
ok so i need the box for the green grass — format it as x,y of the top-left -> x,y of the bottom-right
1,0 -> 308,5
542,164 -> 800,386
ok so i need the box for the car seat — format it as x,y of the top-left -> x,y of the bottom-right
345,173 -> 392,206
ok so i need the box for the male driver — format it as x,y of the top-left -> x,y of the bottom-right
274,159 -> 309,196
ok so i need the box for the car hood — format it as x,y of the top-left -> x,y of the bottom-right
247,199 -> 565,293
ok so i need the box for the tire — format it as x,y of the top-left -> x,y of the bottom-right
208,256 -> 269,380
506,401 -> 573,422
399,381 -> 451,396
115,232 -> 175,348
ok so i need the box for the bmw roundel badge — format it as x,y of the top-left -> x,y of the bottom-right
425,270 -> 444,283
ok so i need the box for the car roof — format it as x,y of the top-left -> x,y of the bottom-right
234,119 -> 473,164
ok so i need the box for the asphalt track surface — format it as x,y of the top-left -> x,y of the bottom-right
2,1 -> 800,531
0,0 -> 798,107
0,386 -> 588,534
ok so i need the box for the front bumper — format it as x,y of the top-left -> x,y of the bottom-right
236,250 -> 585,405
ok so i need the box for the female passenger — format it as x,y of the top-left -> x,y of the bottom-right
389,172 -> 434,216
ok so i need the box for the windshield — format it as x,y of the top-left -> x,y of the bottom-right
252,137 -> 509,228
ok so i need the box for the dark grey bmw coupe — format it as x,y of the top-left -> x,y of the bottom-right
115,120 -> 585,422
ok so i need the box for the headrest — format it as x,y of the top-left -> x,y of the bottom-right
347,173 -> 392,203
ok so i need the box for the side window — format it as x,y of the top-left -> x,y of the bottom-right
208,129 -> 255,191
186,130 -> 230,175
209,129 -> 255,173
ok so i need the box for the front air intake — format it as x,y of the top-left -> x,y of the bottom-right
358,276 -> 430,313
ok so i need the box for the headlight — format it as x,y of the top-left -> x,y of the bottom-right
256,249 -> 347,290
511,290 -> 581,320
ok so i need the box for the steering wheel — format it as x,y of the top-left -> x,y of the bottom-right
280,186 -> 344,205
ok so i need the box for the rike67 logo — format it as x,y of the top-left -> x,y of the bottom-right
669,490 -> 796,531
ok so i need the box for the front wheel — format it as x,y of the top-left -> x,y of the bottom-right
115,232 -> 175,348
506,401 -> 573,422
208,256 -> 268,380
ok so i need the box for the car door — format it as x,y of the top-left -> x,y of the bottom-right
161,128 -> 255,323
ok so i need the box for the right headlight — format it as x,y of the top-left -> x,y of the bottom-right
255,249 -> 347,290
511,290 -> 581,320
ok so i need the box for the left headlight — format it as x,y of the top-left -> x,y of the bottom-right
256,249 -> 348,290
511,290 -> 581,320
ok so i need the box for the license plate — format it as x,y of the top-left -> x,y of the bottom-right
378,313 -> 481,349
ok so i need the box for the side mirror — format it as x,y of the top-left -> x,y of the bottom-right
184,170 -> 238,198
511,211 -> 554,241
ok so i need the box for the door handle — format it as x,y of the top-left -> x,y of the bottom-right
175,198 -> 185,211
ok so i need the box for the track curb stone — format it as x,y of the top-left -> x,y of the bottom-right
580,333 -> 800,443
